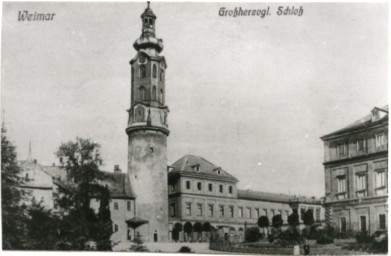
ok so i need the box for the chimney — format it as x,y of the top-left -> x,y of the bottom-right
33,159 -> 37,164
114,165 -> 121,173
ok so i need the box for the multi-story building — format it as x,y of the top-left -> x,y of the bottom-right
18,160 -> 136,244
168,155 -> 324,241
321,106 -> 388,235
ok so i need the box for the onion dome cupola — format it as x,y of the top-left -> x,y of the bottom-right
133,1 -> 164,53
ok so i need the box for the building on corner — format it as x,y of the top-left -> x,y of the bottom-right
321,105 -> 388,235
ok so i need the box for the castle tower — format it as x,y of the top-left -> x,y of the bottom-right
126,2 -> 169,242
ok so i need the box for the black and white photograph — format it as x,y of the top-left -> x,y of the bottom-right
1,2 -> 388,254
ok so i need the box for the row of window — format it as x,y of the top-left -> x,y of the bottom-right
336,169 -> 386,199
339,214 -> 386,232
336,133 -> 386,157
112,201 -> 132,211
135,86 -> 164,102
133,106 -> 167,124
183,180 -> 234,194
171,202 -> 291,220
138,64 -> 164,81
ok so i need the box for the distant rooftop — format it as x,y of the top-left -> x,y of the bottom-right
238,189 -> 322,205
169,154 -> 239,183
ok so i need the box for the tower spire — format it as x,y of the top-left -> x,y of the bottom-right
147,1 -> 150,8
28,140 -> 32,161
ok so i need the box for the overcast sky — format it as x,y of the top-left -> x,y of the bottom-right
2,2 -> 388,198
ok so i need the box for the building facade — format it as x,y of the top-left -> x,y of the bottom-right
321,106 -> 388,235
18,160 -> 136,244
126,3 -> 170,243
168,155 -> 324,241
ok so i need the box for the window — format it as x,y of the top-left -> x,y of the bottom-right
272,209 -> 276,217
263,209 -> 268,216
139,65 -> 146,78
170,203 -> 176,217
193,165 -> 200,172
238,207 -> 243,218
135,107 -> 144,122
229,186 -> 233,194
337,175 -> 347,199
299,208 -> 305,220
186,180 -> 191,190
127,201 -> 131,211
208,183 -> 213,192
113,224 -> 119,233
315,208 -> 321,222
355,173 -> 367,197
247,207 -> 252,218
159,89 -> 164,103
337,143 -> 345,156
160,69 -> 164,81
114,202 -> 119,210
138,86 -> 146,100
375,169 -> 386,195
360,216 -> 367,232
185,203 -> 192,216
219,184 -> 223,193
197,182 -> 202,191
229,206 -> 234,218
196,203 -> 203,216
219,205 -> 224,217
153,64 -> 157,78
376,133 -> 386,148
379,214 -> 386,230
25,173 -> 29,181
208,204 -> 214,217
152,86 -> 157,100
356,138 -> 366,152
255,208 -> 260,219
340,217 -> 347,232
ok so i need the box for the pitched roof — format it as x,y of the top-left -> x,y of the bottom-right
42,166 -> 136,199
169,155 -> 238,183
237,189 -> 322,205
321,105 -> 388,139
19,160 -> 53,188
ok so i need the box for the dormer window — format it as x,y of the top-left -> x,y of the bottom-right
214,167 -> 222,175
192,165 -> 200,172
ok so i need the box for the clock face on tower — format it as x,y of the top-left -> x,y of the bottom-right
139,55 -> 146,64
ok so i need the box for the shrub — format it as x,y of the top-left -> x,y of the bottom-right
245,227 -> 261,242
316,226 -> 335,245
288,213 -> 299,227
355,231 -> 371,244
178,246 -> 192,253
272,215 -> 283,229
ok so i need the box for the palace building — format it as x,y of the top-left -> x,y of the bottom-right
321,105 -> 388,235
17,3 -> 325,246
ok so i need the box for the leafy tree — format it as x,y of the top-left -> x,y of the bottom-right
194,222 -> 203,242
55,137 -> 107,250
245,226 -> 261,242
303,209 -> 314,227
288,212 -> 300,228
258,215 -> 270,237
96,186 -> 113,251
1,127 -> 26,249
184,222 -> 193,242
272,214 -> 283,229
24,200 -> 60,250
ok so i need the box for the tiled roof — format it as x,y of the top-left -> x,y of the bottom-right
321,105 -> 388,139
42,166 -> 135,199
238,189 -> 322,205
169,155 -> 239,183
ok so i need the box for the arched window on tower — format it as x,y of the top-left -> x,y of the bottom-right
152,86 -> 157,101
140,65 -> 146,78
160,89 -> 164,104
160,69 -> 164,81
163,112 -> 167,125
135,107 -> 144,122
153,64 -> 157,78
139,86 -> 145,100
